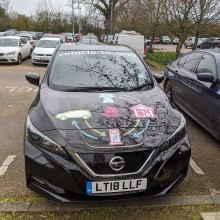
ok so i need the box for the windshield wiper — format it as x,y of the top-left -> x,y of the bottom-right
63,87 -> 128,92
128,82 -> 154,91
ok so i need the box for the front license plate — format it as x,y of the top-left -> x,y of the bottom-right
40,57 -> 49,60
86,178 -> 147,194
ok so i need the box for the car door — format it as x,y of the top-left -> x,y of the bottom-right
173,52 -> 204,112
19,38 -> 26,58
188,53 -> 219,130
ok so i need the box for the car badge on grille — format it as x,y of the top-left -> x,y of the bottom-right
109,156 -> 125,171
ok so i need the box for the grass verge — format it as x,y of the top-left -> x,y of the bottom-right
145,58 -> 166,70
0,205 -> 219,220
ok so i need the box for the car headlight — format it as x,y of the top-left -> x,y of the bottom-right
6,51 -> 16,56
159,113 -> 186,151
32,52 -> 37,56
26,115 -> 67,156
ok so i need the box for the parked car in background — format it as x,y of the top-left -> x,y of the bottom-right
164,49 -> 220,141
5,29 -> 19,36
160,36 -> 171,44
24,43 -> 191,202
172,37 -> 179,45
115,30 -> 145,58
200,38 -> 220,49
32,37 -> 63,65
145,38 -> 151,46
100,34 -> 107,42
0,32 -> 11,37
60,33 -> 75,42
106,35 -> 114,44
49,34 -> 69,43
184,37 -> 203,48
150,36 -> 160,44
19,34 -> 39,48
74,33 -> 81,42
0,36 -> 31,64
79,36 -> 99,44
87,33 -> 97,38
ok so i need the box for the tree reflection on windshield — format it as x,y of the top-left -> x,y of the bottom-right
49,51 -> 152,90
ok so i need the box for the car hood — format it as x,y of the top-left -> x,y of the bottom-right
0,46 -> 19,54
29,86 -> 181,153
33,47 -> 56,54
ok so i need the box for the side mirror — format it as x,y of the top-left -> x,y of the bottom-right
197,72 -> 214,83
154,73 -> 164,84
25,72 -> 40,86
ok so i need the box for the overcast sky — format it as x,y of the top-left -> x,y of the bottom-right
10,0 -> 71,15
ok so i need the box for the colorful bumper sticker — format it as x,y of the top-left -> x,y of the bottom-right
56,110 -> 92,120
131,104 -> 158,118
102,107 -> 120,118
98,93 -> 115,103
109,129 -> 123,145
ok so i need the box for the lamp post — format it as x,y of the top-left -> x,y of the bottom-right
72,0 -> 75,35
110,0 -> 113,35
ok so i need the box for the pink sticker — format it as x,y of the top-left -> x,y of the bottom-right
102,107 -> 120,118
131,104 -> 158,118
109,129 -> 123,145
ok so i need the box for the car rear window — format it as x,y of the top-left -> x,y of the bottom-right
49,50 -> 153,91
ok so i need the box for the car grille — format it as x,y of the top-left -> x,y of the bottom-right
36,54 -> 44,56
0,53 -> 4,56
77,150 -> 154,175
0,59 -> 8,62
46,54 -> 52,56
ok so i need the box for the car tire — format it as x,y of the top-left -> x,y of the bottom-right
16,53 -> 22,65
184,44 -> 187,48
164,80 -> 173,101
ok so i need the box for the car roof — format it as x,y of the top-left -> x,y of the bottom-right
0,36 -> 22,40
58,43 -> 134,52
40,37 -> 61,41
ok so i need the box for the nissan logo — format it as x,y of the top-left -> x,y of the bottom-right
109,156 -> 126,171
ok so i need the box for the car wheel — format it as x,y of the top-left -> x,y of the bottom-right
184,44 -> 187,48
16,53 -> 22,65
164,80 -> 173,101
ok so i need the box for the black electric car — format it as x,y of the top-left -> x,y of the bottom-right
24,43 -> 191,202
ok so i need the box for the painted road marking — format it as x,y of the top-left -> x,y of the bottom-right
190,158 -> 205,175
0,155 -> 16,176
200,212 -> 220,220
0,86 -> 38,93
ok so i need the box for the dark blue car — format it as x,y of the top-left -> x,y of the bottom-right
164,49 -> 220,141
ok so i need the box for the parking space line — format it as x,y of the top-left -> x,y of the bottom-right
200,212 -> 220,220
0,155 -> 16,176
190,158 -> 205,175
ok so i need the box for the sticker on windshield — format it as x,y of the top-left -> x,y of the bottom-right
58,51 -> 137,57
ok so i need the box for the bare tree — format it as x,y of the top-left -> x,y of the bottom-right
163,0 -> 197,59
191,0 -> 220,50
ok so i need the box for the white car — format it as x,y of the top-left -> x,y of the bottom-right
32,37 -> 63,65
184,37 -> 203,48
0,36 -> 32,64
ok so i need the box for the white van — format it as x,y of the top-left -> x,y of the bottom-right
113,30 -> 145,58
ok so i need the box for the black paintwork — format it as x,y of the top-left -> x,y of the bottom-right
24,43 -> 191,201
164,49 -> 220,141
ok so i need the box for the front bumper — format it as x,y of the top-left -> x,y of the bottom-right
32,55 -> 51,64
25,135 -> 191,202
0,55 -> 17,63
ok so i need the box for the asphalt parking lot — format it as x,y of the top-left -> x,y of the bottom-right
0,57 -> 219,210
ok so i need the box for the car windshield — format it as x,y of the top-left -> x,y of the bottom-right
163,36 -> 169,39
22,36 -> 31,41
62,33 -> 72,37
49,50 -> 153,91
80,38 -> 98,43
36,40 -> 59,48
0,38 -> 18,47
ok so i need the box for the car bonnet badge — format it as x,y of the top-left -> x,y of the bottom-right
109,156 -> 126,171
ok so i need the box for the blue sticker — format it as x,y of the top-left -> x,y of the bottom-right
98,93 -> 115,103
86,182 -> 92,194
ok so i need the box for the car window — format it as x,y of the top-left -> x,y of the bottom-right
183,52 -> 203,72
49,51 -> 153,90
178,54 -> 189,67
196,54 -> 217,78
